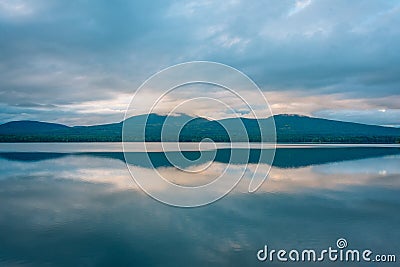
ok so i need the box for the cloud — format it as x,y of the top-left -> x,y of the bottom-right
287,0 -> 312,17
0,0 -> 399,126
314,109 -> 400,127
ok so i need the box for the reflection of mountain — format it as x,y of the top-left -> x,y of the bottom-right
1,114 -> 400,143
1,147 -> 399,169
0,152 -> 66,162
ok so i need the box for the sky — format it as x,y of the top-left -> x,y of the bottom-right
0,0 -> 399,126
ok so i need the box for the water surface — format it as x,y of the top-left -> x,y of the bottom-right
0,144 -> 399,266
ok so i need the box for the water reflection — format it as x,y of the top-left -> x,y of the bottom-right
2,147 -> 400,189
0,147 -> 399,266
2,147 -> 400,168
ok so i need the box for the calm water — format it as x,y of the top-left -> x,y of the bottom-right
0,143 -> 399,266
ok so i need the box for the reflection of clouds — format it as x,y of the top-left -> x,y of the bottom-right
313,155 -> 400,175
60,167 -> 134,191
2,153 -> 400,195
155,162 -> 223,186
261,167 -> 371,193
243,156 -> 400,193
1,153 -> 400,266
0,155 -> 136,191
276,155 -> 400,192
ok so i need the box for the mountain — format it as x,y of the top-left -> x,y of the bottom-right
0,121 -> 70,134
0,114 -> 399,143
273,114 -> 400,143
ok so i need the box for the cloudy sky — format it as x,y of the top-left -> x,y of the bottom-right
0,0 -> 399,126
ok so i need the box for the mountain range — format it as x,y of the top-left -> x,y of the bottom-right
0,114 -> 399,143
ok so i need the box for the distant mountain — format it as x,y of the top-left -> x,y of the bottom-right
273,114 -> 400,143
0,114 -> 399,143
0,121 -> 70,134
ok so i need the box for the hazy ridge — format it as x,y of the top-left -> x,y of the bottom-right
0,114 -> 399,143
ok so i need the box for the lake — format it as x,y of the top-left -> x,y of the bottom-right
0,143 -> 399,266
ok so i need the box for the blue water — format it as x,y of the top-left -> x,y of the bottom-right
0,144 -> 399,266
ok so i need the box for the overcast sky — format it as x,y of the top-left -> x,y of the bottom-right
0,0 -> 399,126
